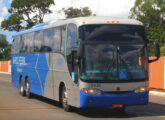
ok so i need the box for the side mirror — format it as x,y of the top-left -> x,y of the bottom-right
148,39 -> 160,63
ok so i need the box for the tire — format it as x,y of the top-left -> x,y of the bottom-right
61,86 -> 72,112
20,77 -> 25,96
25,79 -> 31,98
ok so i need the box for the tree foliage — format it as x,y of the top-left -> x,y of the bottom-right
0,34 -> 8,48
0,34 -> 11,60
1,13 -> 23,31
160,46 -> 165,56
61,7 -> 92,18
1,0 -> 55,31
129,0 -> 165,56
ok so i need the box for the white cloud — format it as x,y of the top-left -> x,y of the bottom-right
0,0 -> 8,24
44,0 -> 135,22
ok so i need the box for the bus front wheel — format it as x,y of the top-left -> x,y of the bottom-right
61,86 -> 72,112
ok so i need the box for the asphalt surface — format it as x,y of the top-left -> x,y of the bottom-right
0,73 -> 165,120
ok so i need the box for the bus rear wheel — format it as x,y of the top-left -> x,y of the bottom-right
25,80 -> 31,98
20,77 -> 25,96
61,86 -> 72,112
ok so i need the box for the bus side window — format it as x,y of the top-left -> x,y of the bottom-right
34,31 -> 43,53
16,36 -> 20,53
53,27 -> 61,52
28,33 -> 34,53
20,35 -> 24,53
22,34 -> 27,53
61,25 -> 66,54
43,28 -> 54,52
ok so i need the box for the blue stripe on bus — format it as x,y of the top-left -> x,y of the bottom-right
36,53 -> 49,93
11,53 -> 49,96
80,91 -> 148,108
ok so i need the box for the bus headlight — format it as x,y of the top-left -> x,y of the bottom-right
81,88 -> 101,94
134,87 -> 147,93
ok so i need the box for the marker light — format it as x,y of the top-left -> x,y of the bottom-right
82,22 -> 86,24
106,21 -> 110,23
81,88 -> 101,94
112,21 -> 115,24
117,21 -> 120,24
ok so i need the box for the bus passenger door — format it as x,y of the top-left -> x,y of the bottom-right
66,24 -> 79,84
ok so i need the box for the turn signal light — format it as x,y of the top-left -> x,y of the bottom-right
134,87 -> 148,93
81,88 -> 101,94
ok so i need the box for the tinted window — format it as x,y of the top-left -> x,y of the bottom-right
21,35 -> 27,53
79,24 -> 145,43
28,33 -> 34,53
61,25 -> 66,54
43,28 -> 54,52
53,27 -> 61,52
66,24 -> 77,55
34,31 -> 43,52
13,36 -> 21,53
19,35 -> 24,53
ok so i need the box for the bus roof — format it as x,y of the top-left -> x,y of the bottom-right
13,16 -> 143,36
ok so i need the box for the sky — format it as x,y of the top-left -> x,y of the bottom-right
0,0 -> 136,43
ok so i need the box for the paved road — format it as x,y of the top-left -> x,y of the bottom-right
0,73 -> 165,120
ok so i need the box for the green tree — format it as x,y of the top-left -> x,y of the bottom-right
129,0 -> 165,56
160,46 -> 165,56
1,0 -> 55,31
1,13 -> 23,31
60,7 -> 92,18
3,45 -> 11,60
0,34 -> 11,60
0,34 -> 8,48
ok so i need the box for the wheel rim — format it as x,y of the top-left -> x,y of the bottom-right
26,81 -> 30,95
20,80 -> 23,93
20,82 -> 23,93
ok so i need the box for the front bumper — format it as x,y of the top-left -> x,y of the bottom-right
80,90 -> 148,108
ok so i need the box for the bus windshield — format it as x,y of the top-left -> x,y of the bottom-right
79,25 -> 148,82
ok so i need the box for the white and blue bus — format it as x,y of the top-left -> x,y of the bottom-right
11,17 -> 160,111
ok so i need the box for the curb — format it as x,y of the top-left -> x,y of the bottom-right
149,91 -> 165,96
0,72 -> 11,75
